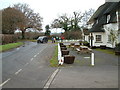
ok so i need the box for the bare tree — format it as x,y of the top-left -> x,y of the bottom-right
51,11 -> 84,32
71,11 -> 83,30
82,8 -> 95,28
13,3 -> 43,39
51,19 -> 61,28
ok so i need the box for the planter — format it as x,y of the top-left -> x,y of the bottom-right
60,43 -> 64,46
64,55 -> 75,64
61,50 -> 69,57
60,45 -> 66,48
61,47 -> 67,50
115,51 -> 120,55
115,43 -> 120,56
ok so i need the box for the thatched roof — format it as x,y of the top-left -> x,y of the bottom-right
88,2 -> 119,32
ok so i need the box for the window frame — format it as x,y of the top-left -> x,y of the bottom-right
96,35 -> 102,42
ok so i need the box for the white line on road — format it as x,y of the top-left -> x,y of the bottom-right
0,78 -> 11,87
37,53 -> 39,55
34,55 -> 37,57
15,69 -> 22,75
43,68 -> 60,89
31,58 -> 34,61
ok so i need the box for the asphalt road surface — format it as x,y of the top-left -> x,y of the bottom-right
1,41 -> 56,88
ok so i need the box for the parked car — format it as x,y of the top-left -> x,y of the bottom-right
37,36 -> 48,43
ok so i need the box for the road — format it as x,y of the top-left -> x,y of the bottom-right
1,41 -> 56,88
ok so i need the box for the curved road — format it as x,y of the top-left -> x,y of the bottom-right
1,41 -> 56,88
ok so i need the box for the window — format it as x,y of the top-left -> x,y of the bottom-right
96,35 -> 102,42
108,35 -> 111,42
107,15 -> 110,23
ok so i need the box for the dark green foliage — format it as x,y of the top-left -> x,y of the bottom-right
45,25 -> 51,36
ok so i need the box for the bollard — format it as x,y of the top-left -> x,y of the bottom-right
91,53 -> 95,66
58,43 -> 64,65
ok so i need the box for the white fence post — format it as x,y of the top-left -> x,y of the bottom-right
58,43 -> 64,65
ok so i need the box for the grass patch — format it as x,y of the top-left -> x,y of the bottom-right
18,39 -> 37,42
50,45 -> 58,67
95,48 -> 115,55
0,42 -> 24,52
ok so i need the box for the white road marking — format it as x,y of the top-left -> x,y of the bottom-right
15,69 -> 22,75
34,55 -> 37,57
0,78 -> 11,87
37,53 -> 39,55
31,58 -> 34,61
43,68 -> 60,89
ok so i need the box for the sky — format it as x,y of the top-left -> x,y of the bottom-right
0,0 -> 105,31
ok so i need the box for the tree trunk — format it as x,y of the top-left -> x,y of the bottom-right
22,30 -> 25,39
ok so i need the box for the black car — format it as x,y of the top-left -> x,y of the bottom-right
37,36 -> 48,43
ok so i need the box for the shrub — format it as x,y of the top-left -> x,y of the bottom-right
115,43 -> 120,51
63,31 -> 82,40
1,34 -> 18,45
79,40 -> 89,46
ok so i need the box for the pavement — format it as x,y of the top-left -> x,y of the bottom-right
49,46 -> 119,88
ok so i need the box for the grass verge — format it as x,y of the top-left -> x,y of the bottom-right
18,39 -> 37,42
50,45 -> 58,67
95,48 -> 115,55
0,42 -> 24,52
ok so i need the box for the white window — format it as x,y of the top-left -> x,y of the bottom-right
107,15 -> 110,23
96,35 -> 102,42
108,35 -> 111,42
96,20 -> 98,24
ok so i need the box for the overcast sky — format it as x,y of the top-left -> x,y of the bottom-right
0,0 -> 105,30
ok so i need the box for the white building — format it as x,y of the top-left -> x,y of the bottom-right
88,2 -> 120,48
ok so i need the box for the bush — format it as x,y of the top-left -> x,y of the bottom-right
115,43 -> 120,55
83,41 -> 89,46
79,40 -> 89,46
115,43 -> 120,51
1,34 -> 18,45
63,31 -> 82,40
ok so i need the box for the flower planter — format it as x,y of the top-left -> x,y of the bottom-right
60,43 -> 64,46
115,51 -> 120,55
115,43 -> 120,56
61,47 -> 67,50
61,50 -> 69,57
60,45 -> 66,48
64,55 -> 75,64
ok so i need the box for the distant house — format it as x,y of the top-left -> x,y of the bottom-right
87,2 -> 120,48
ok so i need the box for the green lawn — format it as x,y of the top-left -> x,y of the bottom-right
50,45 -> 58,67
95,48 -> 115,55
0,42 -> 24,52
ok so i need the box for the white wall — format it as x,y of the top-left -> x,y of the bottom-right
104,23 -> 118,48
85,35 -> 89,42
92,32 -> 106,47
